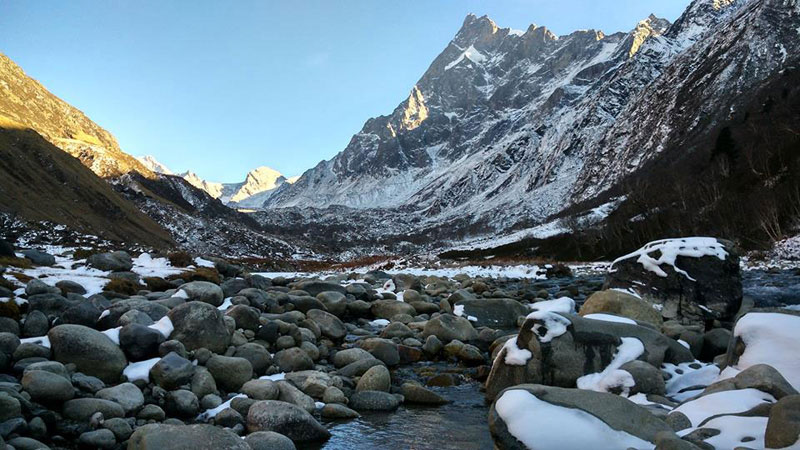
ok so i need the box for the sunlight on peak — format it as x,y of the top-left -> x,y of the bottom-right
401,86 -> 429,131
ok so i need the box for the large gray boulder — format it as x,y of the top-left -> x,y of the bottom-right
247,400 -> 330,442
128,423 -> 249,450
370,300 -> 416,319
178,281 -> 224,307
489,384 -> 676,449
206,355 -> 252,392
422,314 -> 478,342
96,382 -> 144,414
21,250 -> 55,266
21,370 -> 74,402
48,325 -> 127,383
167,301 -> 231,353
63,398 -> 125,421
292,281 -> 346,297
88,252 -> 133,272
606,238 -> 742,326
307,309 -> 346,340
454,298 -> 528,328
485,313 -> 693,400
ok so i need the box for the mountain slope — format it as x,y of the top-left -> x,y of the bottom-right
0,116 -> 173,247
264,0 -> 799,253
0,53 -> 152,178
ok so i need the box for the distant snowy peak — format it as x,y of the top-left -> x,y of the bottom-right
136,155 -> 174,175
173,165 -> 296,207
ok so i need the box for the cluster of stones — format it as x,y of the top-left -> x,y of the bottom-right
0,247 -> 594,449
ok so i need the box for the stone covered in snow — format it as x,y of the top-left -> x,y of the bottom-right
606,237 -> 742,327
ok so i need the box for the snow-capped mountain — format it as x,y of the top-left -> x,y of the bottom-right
136,155 -> 174,175
165,165 -> 297,207
265,0 -> 799,250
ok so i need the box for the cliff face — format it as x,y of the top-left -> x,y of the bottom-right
0,53 -> 151,178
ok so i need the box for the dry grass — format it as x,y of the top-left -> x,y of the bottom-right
0,256 -> 32,269
168,251 -> 194,268
168,267 -> 221,285
103,278 -> 140,295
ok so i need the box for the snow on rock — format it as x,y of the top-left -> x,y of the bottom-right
494,389 -> 655,450
453,304 -> 478,322
525,311 -> 571,343
662,361 -> 720,403
20,335 -> 50,348
673,388 -> 776,427
197,393 -> 248,421
718,312 -> 800,391
528,296 -> 576,314
684,415 -> 769,449
217,297 -> 233,311
148,316 -> 174,339
368,319 -> 390,328
577,337 -> 643,395
259,373 -> 286,381
102,327 -> 121,345
501,336 -> 532,366
612,237 -> 728,281
195,257 -> 215,268
445,45 -> 487,71
583,313 -> 637,325
123,357 -> 161,383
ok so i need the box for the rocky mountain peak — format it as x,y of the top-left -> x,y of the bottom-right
136,155 -> 174,175
629,14 -> 671,57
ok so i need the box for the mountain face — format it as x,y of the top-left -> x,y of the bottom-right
264,0 -> 799,252
137,155 -> 174,175
0,116 -> 173,247
0,53 -> 152,178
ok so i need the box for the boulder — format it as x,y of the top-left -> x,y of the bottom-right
247,400 -> 330,442
226,305 -> 261,331
489,384 -> 675,449
485,313 -> 693,400
21,250 -> 55,266
128,423 -> 249,450
579,290 -> 663,327
422,314 -> 478,342
307,309 -> 346,340
96,382 -> 144,414
21,370 -> 74,402
48,324 -> 127,383
349,390 -> 400,411
371,300 -> 416,320
454,298 -> 528,328
356,338 -> 400,366
292,281 -> 346,297
206,355 -> 253,392
167,301 -> 231,353
241,379 -> 279,400
244,431 -> 297,450
274,347 -> 314,372
316,291 -> 347,317
765,395 -> 800,449
150,352 -> 195,390
178,281 -> 224,307
606,238 -> 742,326
234,343 -> 273,375
63,398 -> 125,421
356,365 -> 391,392
88,252 -> 133,272
119,323 -> 165,361
401,383 -> 448,405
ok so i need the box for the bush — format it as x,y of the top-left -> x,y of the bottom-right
0,299 -> 20,320
168,251 -> 194,268
103,278 -> 140,295
143,276 -> 173,292
169,267 -> 220,285
72,248 -> 98,261
0,256 -> 32,269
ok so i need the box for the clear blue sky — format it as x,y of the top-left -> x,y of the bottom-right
1,0 -> 690,182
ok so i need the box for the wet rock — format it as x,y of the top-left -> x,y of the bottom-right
332,347 -> 373,368
245,431 -> 297,450
454,298 -> 528,328
401,382 -> 448,405
277,381 -> 316,413
321,403 -> 360,419
357,338 -> 400,366
356,365 -> 390,392
247,400 -> 331,442
48,324 -> 127,383
349,390 -> 401,411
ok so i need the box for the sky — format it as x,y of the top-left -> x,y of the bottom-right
0,0 -> 691,182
